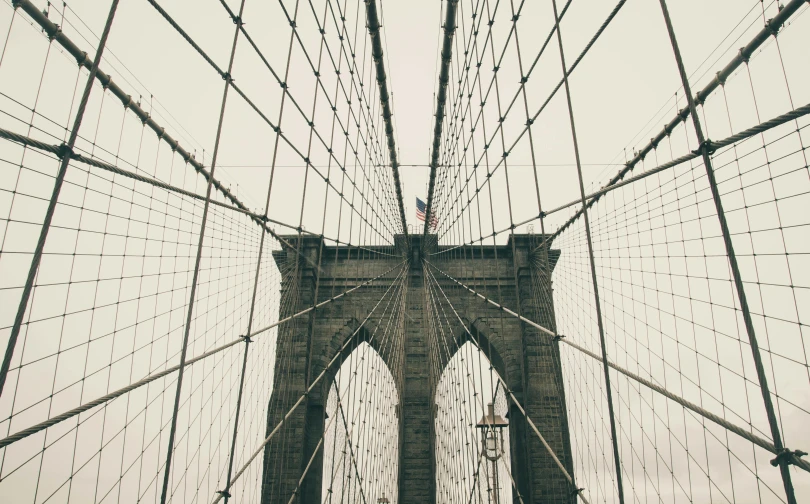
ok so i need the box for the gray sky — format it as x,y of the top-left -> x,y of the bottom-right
0,0 -> 808,503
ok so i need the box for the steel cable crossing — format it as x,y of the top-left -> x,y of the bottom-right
1,0 -> 809,503
421,0 -> 810,503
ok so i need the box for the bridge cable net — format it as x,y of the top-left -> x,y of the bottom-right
0,0 -> 404,501
423,0 -> 810,503
0,0 -> 807,503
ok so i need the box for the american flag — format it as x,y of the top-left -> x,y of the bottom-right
416,197 -> 438,229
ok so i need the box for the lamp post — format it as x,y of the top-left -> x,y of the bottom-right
476,403 -> 508,504
377,494 -> 389,504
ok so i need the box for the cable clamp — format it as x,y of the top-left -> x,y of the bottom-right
75,50 -> 89,66
222,72 -> 233,83
216,490 -> 232,498
553,334 -> 565,342
231,15 -> 243,27
692,139 -> 716,156
765,17 -> 778,36
240,334 -> 253,343
738,47 -> 750,64
572,487 -> 585,497
770,448 -> 807,467
57,142 -> 74,160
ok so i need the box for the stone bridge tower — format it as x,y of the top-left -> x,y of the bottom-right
261,234 -> 574,504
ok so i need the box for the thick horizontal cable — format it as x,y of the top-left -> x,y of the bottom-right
0,125 -> 256,217
544,0 -> 807,243
0,125 -> 396,264
423,259 -> 810,473
0,132 -> 325,275
540,99 -> 810,219
0,260 -> 404,450
364,0 -> 407,236
432,97 -> 810,255
212,263 -> 408,504
423,0 -> 459,237
9,0 -> 255,229
15,0 -> 397,249
145,0 -> 398,243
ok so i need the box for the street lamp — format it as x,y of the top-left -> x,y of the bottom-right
476,403 -> 508,504
377,494 -> 389,504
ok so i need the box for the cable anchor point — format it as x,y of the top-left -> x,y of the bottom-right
692,139 -> 717,157
770,448 -> 807,467
57,142 -> 74,160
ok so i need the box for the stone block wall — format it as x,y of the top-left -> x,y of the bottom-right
260,234 -> 574,504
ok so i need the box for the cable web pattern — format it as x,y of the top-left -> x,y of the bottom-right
0,0 -> 808,503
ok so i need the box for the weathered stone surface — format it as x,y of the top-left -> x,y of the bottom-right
261,234 -> 573,504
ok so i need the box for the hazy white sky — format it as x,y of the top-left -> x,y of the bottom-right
18,0 -> 806,239
0,0 -> 808,503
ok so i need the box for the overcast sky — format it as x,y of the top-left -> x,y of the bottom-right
0,0 -> 808,503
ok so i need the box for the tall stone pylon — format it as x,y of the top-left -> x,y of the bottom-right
261,234 -> 574,503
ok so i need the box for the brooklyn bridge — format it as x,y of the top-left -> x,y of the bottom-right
0,0 -> 808,502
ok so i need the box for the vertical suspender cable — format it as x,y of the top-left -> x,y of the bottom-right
158,1 -> 247,502
0,0 -> 121,396
549,0 -> 626,502
656,2 -> 797,502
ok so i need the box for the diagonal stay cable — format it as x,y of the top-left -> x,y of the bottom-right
0,260 -> 404,450
435,0 -> 627,240
212,262 -> 408,504
431,98 -> 810,256
7,1 -> 250,230
423,258 -> 810,474
5,0 -> 396,260
422,261 -> 588,503
144,0 -> 398,244
0,125 -> 402,269
0,0 -> 121,396
538,0 -> 808,248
